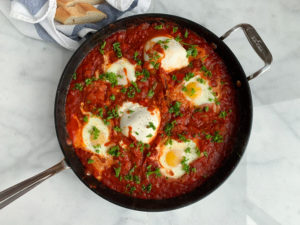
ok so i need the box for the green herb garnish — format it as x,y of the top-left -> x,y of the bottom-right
72,73 -> 77,80
184,30 -> 189,38
87,158 -> 94,164
184,72 -> 194,81
110,94 -> 115,101
99,41 -> 106,55
113,42 -> 122,58
83,115 -> 88,122
74,83 -> 83,91
164,120 -> 176,136
169,101 -> 182,117
89,126 -> 100,140
154,24 -> 163,30
108,145 -> 120,157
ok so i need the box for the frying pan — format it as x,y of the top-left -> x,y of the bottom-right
0,14 -> 272,211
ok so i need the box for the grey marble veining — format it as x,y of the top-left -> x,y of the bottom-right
0,0 -> 300,224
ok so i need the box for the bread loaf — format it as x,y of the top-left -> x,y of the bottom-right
55,3 -> 107,25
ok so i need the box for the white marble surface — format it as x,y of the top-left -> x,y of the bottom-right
0,0 -> 300,224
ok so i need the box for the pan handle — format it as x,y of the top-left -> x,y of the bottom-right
0,159 -> 69,209
220,23 -> 273,81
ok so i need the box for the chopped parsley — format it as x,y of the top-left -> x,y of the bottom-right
110,94 -> 115,101
100,72 -> 119,87
98,108 -> 104,118
184,72 -> 195,81
136,69 -> 150,81
172,75 -> 177,81
121,87 -> 127,93
131,81 -> 141,93
184,147 -> 191,153
154,24 -> 163,30
83,115 -> 88,122
169,101 -> 182,117
157,39 -> 170,50
184,30 -> 189,38
146,166 -> 161,178
201,65 -> 212,77
137,141 -> 146,152
182,86 -> 187,92
72,73 -> 77,80
134,51 -> 139,60
186,45 -> 198,58
203,151 -> 208,157
147,122 -> 156,130
195,147 -> 201,156
113,126 -> 122,132
114,166 -> 121,177
142,184 -> 152,193
219,111 -> 227,119
108,146 -> 120,157
106,107 -> 119,120
99,41 -> 106,55
165,138 -> 173,145
211,131 -> 223,143
134,175 -> 140,184
204,106 -> 209,112
197,78 -> 205,84
148,89 -> 155,98
178,134 -> 189,142
133,51 -> 142,65
74,83 -> 83,91
164,120 -> 176,136
173,26 -> 178,33
89,126 -> 100,140
150,61 -> 160,69
146,134 -> 153,138
181,156 -> 190,173
128,186 -> 136,194
87,158 -> 94,164
128,109 -> 135,114
113,42 -> 122,58
175,35 -> 182,42
127,86 -> 135,98
205,131 -> 223,143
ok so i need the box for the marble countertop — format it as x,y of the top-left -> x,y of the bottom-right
1,0 -> 300,224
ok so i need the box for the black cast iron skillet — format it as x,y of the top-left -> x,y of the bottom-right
0,14 -> 272,211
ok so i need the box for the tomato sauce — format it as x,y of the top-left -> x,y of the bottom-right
65,22 -> 237,199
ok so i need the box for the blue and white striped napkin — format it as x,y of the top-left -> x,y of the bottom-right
2,0 -> 151,50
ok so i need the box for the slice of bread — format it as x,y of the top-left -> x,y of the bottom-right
55,3 -> 107,25
57,0 -> 104,7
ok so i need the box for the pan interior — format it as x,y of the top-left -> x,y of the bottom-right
54,14 -> 252,211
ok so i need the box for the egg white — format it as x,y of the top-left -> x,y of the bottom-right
106,57 -> 136,85
82,116 -> 110,157
118,102 -> 160,144
181,75 -> 215,106
144,36 -> 189,72
158,139 -> 199,178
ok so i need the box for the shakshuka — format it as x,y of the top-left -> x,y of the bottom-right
65,22 -> 237,199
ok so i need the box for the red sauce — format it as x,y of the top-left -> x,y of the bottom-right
65,22 -> 237,199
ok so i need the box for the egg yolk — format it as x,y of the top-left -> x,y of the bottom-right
165,150 -> 181,167
184,82 -> 202,99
